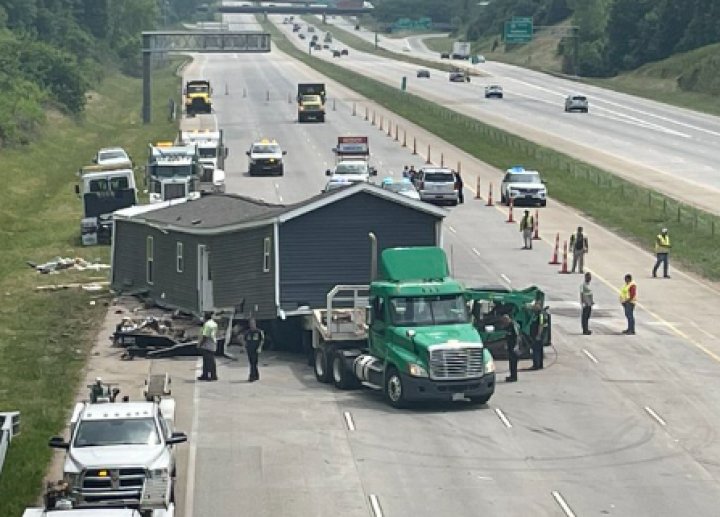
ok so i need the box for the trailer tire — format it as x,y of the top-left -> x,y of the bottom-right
384,366 -> 408,409
314,347 -> 331,383
332,352 -> 355,390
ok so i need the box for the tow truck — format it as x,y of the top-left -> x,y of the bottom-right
310,240 -> 496,408
146,142 -> 202,203
176,130 -> 228,193
75,162 -> 137,245
325,136 -> 377,185
184,80 -> 212,116
48,375 -> 187,510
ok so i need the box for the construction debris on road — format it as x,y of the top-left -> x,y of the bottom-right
26,256 -> 111,274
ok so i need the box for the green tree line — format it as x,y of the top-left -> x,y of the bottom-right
0,0 -> 201,146
372,0 -> 720,77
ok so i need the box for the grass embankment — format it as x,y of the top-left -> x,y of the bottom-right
425,34 -> 720,116
0,61 -> 181,516
263,17 -> 720,280
298,16 -> 480,75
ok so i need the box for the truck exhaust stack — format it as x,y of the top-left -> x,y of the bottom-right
369,232 -> 377,282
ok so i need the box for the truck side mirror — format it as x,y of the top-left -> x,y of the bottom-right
166,431 -> 188,445
224,148 -> 229,158
48,436 -> 70,450
282,151 -> 287,155
325,169 -> 331,176
74,185 -> 80,195
371,168 -> 378,176
245,151 -> 250,156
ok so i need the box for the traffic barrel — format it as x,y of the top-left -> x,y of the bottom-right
549,233 -> 560,264
426,144 -> 432,164
533,209 -> 540,240
475,177 -> 481,199
559,241 -> 570,273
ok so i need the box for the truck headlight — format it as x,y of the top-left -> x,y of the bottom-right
484,354 -> 496,373
408,363 -> 428,378
63,472 -> 81,489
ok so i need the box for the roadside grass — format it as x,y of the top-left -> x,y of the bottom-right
298,16 -> 482,75
262,18 -> 720,280
423,35 -> 454,54
0,61 -> 181,516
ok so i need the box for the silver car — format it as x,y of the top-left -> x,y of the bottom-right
565,94 -> 589,113
414,167 -> 458,206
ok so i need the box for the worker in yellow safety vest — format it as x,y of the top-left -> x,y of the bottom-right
652,228 -> 671,279
619,274 -> 637,335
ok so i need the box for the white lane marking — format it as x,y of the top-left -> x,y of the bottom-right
343,411 -> 356,432
184,358 -> 202,517
500,273 -> 511,285
368,494 -> 384,517
494,408 -> 513,429
582,349 -> 599,364
644,406 -> 667,427
472,247 -> 482,256
447,225 -> 457,233
552,490 -> 577,517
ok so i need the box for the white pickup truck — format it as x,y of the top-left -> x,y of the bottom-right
48,376 -> 186,511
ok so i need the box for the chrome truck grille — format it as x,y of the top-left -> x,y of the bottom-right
428,344 -> 485,380
163,182 -> 187,200
80,467 -> 145,503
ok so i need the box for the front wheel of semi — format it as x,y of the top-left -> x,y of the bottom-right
314,348 -> 331,383
384,367 -> 408,409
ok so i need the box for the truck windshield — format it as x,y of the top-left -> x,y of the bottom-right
507,174 -> 541,184
198,147 -> 217,159
150,164 -> 194,178
335,163 -> 368,174
187,85 -> 208,94
301,95 -> 321,103
253,144 -> 281,154
88,176 -> 130,193
74,418 -> 161,447
390,295 -> 469,326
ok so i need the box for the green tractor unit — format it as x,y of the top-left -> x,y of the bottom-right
310,241 -> 497,408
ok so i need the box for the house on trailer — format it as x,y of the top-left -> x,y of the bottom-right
111,182 -> 447,335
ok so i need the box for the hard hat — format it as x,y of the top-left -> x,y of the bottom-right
661,227 -> 668,233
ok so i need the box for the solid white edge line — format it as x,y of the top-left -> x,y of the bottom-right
494,408 -> 513,429
552,490 -> 577,517
343,411 -> 356,432
184,358 -> 202,517
644,406 -> 667,427
472,247 -> 481,256
369,494 -> 384,517
448,225 -> 457,233
500,273 -> 511,284
582,349 -> 599,364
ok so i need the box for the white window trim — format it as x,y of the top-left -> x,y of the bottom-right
263,237 -> 271,273
176,242 -> 184,273
146,236 -> 154,285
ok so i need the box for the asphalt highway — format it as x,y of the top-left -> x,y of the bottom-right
170,13 -> 720,517
286,16 -> 720,216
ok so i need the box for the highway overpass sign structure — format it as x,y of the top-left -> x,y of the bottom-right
142,30 -> 271,123
217,0 -> 373,15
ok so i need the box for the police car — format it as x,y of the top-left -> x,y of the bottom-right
500,166 -> 547,207
381,177 -> 421,200
246,139 -> 286,176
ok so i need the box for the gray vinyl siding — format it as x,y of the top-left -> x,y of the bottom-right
279,192 -> 439,310
209,225 -> 276,319
112,221 -> 200,313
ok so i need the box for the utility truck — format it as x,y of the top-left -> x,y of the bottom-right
184,80 -> 212,116
176,130 -> 228,193
75,163 -> 138,245
310,241 -> 497,408
48,375 -> 187,512
297,83 -> 326,122
146,142 -> 202,203
451,41 -> 471,60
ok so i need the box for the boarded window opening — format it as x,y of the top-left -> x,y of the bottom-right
263,237 -> 271,273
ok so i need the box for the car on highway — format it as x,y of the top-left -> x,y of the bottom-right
449,70 -> 470,83
341,48 -> 349,56
413,167 -> 458,206
417,69 -> 430,78
484,85 -> 503,99
299,33 -> 306,40
565,94 -> 589,113
500,166 -> 547,206
247,139 -> 286,176
292,24 -> 300,32
323,178 -> 353,192
323,43 -> 330,49
440,52 -> 450,59
308,26 -> 315,33
93,147 -> 131,167
326,160 -> 377,184
313,43 -> 322,50
381,178 -> 421,200
332,49 -> 341,57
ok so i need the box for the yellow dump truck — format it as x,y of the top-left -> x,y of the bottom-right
185,79 -> 212,116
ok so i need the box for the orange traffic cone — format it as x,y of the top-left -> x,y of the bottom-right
559,241 -> 570,273
475,177 -> 481,199
486,183 -> 494,206
506,198 -> 515,223
533,209 -> 540,240
549,233 -> 560,264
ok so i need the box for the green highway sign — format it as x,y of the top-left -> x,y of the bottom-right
504,18 -> 533,43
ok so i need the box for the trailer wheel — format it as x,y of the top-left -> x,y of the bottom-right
332,352 -> 355,390
314,347 -> 331,383
384,366 -> 407,408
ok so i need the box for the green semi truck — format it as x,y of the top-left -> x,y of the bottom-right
311,241 -> 497,408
